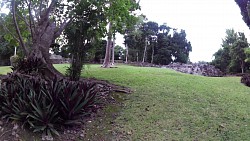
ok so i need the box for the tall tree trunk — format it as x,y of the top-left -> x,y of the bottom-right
102,22 -> 113,68
241,60 -> 244,73
111,35 -> 116,66
137,52 -> 139,62
151,45 -> 154,64
142,37 -> 147,63
125,44 -> 129,63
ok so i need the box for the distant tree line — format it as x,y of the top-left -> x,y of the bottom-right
39,21 -> 193,65
124,21 -> 192,65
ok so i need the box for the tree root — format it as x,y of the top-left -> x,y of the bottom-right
84,78 -> 132,94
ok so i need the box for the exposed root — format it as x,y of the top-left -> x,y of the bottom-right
83,78 -> 132,94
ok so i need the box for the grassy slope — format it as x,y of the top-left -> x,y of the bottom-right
79,64 -> 250,140
1,64 -> 250,140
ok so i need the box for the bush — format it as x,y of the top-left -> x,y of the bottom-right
10,55 -> 20,67
0,73 -> 100,136
11,57 -> 46,76
241,74 -> 250,87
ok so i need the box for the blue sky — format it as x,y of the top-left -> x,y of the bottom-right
117,0 -> 250,62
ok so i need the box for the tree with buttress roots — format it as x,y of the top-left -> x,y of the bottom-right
2,0 -> 77,78
1,0 -> 138,77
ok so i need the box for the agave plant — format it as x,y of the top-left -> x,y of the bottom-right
11,57 -> 46,75
0,73 -> 101,136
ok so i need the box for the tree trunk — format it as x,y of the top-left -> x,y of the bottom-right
241,60 -> 244,74
29,38 -> 63,78
151,45 -> 154,64
102,22 -> 113,68
111,35 -> 116,66
125,44 -> 128,63
27,15 -> 64,78
142,37 -> 147,63
137,52 -> 139,62
11,0 -> 69,78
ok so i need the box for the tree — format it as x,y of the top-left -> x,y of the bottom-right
0,0 -> 75,77
171,30 -> 192,63
0,0 -> 112,77
63,0 -> 106,81
151,23 -> 172,65
124,14 -> 145,63
114,45 -> 125,60
212,29 -> 237,73
140,21 -> 159,63
235,0 -> 250,28
0,36 -> 15,65
124,20 -> 192,65
102,0 -> 140,68
212,29 -> 249,73
230,32 -> 249,73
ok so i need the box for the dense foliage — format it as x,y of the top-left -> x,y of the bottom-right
235,0 -> 250,28
0,72 -> 100,136
63,0 -> 106,80
124,21 -> 192,65
211,29 -> 249,73
241,74 -> 250,86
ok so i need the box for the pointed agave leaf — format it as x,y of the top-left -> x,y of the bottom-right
30,101 -> 44,119
50,127 -> 60,136
27,114 -> 44,123
64,119 -> 81,125
33,126 -> 47,132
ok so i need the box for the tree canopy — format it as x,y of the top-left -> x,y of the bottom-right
235,0 -> 250,28
124,21 -> 192,65
212,29 -> 249,73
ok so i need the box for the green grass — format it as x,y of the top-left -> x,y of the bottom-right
79,64 -> 250,140
0,66 -> 12,75
1,64 -> 250,140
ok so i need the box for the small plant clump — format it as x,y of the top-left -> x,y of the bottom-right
241,74 -> 250,87
11,56 -> 46,76
10,55 -> 20,68
0,70 -> 100,137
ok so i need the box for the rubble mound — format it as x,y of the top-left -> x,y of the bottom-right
164,63 -> 223,77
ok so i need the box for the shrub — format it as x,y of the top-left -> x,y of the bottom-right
241,74 -> 250,87
10,55 -> 20,67
0,73 -> 100,136
11,57 -> 46,76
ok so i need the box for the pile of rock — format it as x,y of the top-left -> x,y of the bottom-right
164,63 -> 223,77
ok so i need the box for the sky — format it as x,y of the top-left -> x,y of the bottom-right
116,0 -> 250,62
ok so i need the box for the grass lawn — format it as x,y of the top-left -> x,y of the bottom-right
0,66 -> 12,75
1,64 -> 250,140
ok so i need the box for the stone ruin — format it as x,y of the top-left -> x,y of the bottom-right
163,63 -> 223,77
49,54 -> 71,64
130,62 -> 223,77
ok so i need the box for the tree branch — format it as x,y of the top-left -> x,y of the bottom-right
54,19 -> 72,39
0,22 -> 19,42
12,0 -> 28,55
40,0 -> 56,25
16,13 -> 30,30
27,0 -> 34,41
